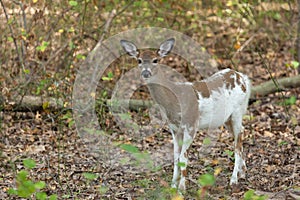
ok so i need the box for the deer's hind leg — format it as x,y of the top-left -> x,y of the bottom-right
225,113 -> 246,185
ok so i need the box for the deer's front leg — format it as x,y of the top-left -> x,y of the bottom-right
178,126 -> 194,191
171,128 -> 181,189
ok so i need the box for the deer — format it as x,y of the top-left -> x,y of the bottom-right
120,38 -> 251,193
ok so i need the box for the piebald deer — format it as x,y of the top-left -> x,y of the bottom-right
120,38 -> 251,192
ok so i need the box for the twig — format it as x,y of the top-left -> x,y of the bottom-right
98,0 -> 135,44
297,0 -> 300,74
90,0 -> 135,87
0,0 -> 24,70
232,34 -> 255,59
98,9 -> 117,45
11,0 -> 27,65
43,42 -> 69,69
258,51 -> 291,121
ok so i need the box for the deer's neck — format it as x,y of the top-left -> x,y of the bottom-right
145,71 -> 200,128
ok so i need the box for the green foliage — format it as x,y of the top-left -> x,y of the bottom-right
69,0 -> 78,7
198,173 -> 215,187
177,162 -> 186,167
284,96 -> 297,106
119,143 -> 156,171
244,189 -> 268,200
278,140 -> 288,146
23,158 -> 36,169
76,53 -> 86,60
286,60 -> 299,69
23,68 -> 31,74
102,71 -> 114,81
83,172 -> 98,180
197,173 -> 216,198
223,149 -> 234,157
36,41 -> 50,52
120,143 -> 140,153
203,137 -> 211,145
99,186 -> 109,195
8,159 -> 57,200
62,111 -> 75,127
290,61 -> 299,69
36,79 -> 50,95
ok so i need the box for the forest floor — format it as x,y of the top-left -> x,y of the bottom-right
1,45 -> 299,200
1,7 -> 300,198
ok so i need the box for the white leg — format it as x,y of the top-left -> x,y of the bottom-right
230,134 -> 246,184
170,128 -> 181,188
178,126 -> 194,191
229,113 -> 246,185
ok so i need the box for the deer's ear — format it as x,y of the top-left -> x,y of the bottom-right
120,40 -> 139,58
158,38 -> 175,57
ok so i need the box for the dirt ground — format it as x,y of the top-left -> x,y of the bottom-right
0,2 -> 299,198
1,50 -> 299,199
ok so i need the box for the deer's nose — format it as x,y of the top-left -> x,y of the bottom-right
141,70 -> 152,79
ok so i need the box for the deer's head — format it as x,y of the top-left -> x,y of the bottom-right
120,38 -> 175,79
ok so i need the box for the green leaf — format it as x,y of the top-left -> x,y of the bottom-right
34,181 -> 46,189
7,188 -> 18,195
278,140 -> 288,146
23,159 -> 36,169
8,18 -> 14,25
17,170 -> 29,182
102,77 -> 111,81
203,137 -> 211,145
17,180 -> 35,197
36,41 -> 49,52
244,189 -> 268,200
83,172 -> 98,180
99,186 -> 109,194
273,12 -> 281,20
291,60 -> 299,69
244,189 -> 255,200
284,96 -> 296,105
36,192 -> 47,200
157,17 -> 164,22
7,36 -> 14,42
198,173 -> 215,187
118,113 -> 132,120
224,149 -> 234,157
69,0 -> 78,6
49,194 -> 58,200
177,162 -> 186,167
76,54 -> 86,60
107,71 -> 114,78
133,1 -> 142,7
23,68 -> 30,74
102,72 -> 114,81
120,144 -> 140,153
69,41 -> 75,48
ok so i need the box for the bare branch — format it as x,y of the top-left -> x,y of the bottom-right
0,0 -> 24,69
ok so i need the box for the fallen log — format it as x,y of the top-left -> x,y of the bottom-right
2,75 -> 300,112
250,74 -> 300,98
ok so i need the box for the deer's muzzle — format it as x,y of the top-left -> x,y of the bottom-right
141,70 -> 152,79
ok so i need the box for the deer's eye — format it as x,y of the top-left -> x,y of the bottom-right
138,58 -> 143,64
152,58 -> 158,64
